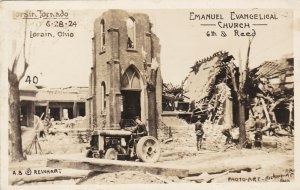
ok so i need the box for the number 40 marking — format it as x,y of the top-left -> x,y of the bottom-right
25,76 -> 38,84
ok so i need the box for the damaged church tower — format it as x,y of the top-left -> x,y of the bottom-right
88,10 -> 162,136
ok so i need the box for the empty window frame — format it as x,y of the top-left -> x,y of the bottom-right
126,17 -> 136,49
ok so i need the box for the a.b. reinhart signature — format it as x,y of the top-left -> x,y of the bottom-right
12,168 -> 62,176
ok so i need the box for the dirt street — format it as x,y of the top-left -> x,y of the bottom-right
9,119 -> 294,185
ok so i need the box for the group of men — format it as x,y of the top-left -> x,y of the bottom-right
194,115 -> 272,151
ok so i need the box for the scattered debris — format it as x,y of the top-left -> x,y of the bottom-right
162,83 -> 189,111
184,171 -> 229,183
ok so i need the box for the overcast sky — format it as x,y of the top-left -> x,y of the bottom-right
10,9 -> 293,88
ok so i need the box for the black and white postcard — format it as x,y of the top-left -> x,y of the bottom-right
0,1 -> 299,189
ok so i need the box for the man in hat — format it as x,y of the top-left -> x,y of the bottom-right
131,116 -> 148,138
253,115 -> 264,148
195,116 -> 204,151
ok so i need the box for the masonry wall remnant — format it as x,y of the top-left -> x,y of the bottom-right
88,10 -> 162,133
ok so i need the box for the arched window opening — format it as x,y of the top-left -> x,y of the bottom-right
101,82 -> 106,112
126,17 -> 136,49
121,66 -> 141,89
100,20 -> 106,52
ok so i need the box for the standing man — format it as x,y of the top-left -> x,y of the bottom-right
43,110 -> 52,134
195,116 -> 204,151
254,115 -> 265,130
222,126 -> 233,145
127,37 -> 134,48
34,115 -> 46,139
253,116 -> 264,148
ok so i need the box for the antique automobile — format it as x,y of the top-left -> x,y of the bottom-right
86,124 -> 160,163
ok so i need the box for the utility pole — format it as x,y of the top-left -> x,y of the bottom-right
147,58 -> 159,138
144,27 -> 160,138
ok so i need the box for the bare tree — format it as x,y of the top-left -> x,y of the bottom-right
8,19 -> 28,162
238,36 -> 254,147
229,36 -> 254,148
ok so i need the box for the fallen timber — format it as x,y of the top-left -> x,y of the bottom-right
46,155 -> 262,178
47,157 -> 189,177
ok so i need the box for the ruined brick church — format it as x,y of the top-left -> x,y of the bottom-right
87,10 -> 162,133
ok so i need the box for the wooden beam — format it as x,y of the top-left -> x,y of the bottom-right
260,98 -> 271,123
47,157 -> 189,177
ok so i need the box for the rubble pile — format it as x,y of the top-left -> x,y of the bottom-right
159,115 -> 294,153
202,124 -> 237,151
51,116 -> 88,128
274,136 -> 294,151
159,116 -> 194,154
159,117 -> 238,153
241,55 -> 294,150
39,133 -> 88,154
22,126 -> 89,155
158,116 -> 192,148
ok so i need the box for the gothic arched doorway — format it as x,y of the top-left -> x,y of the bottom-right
121,65 -> 143,120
